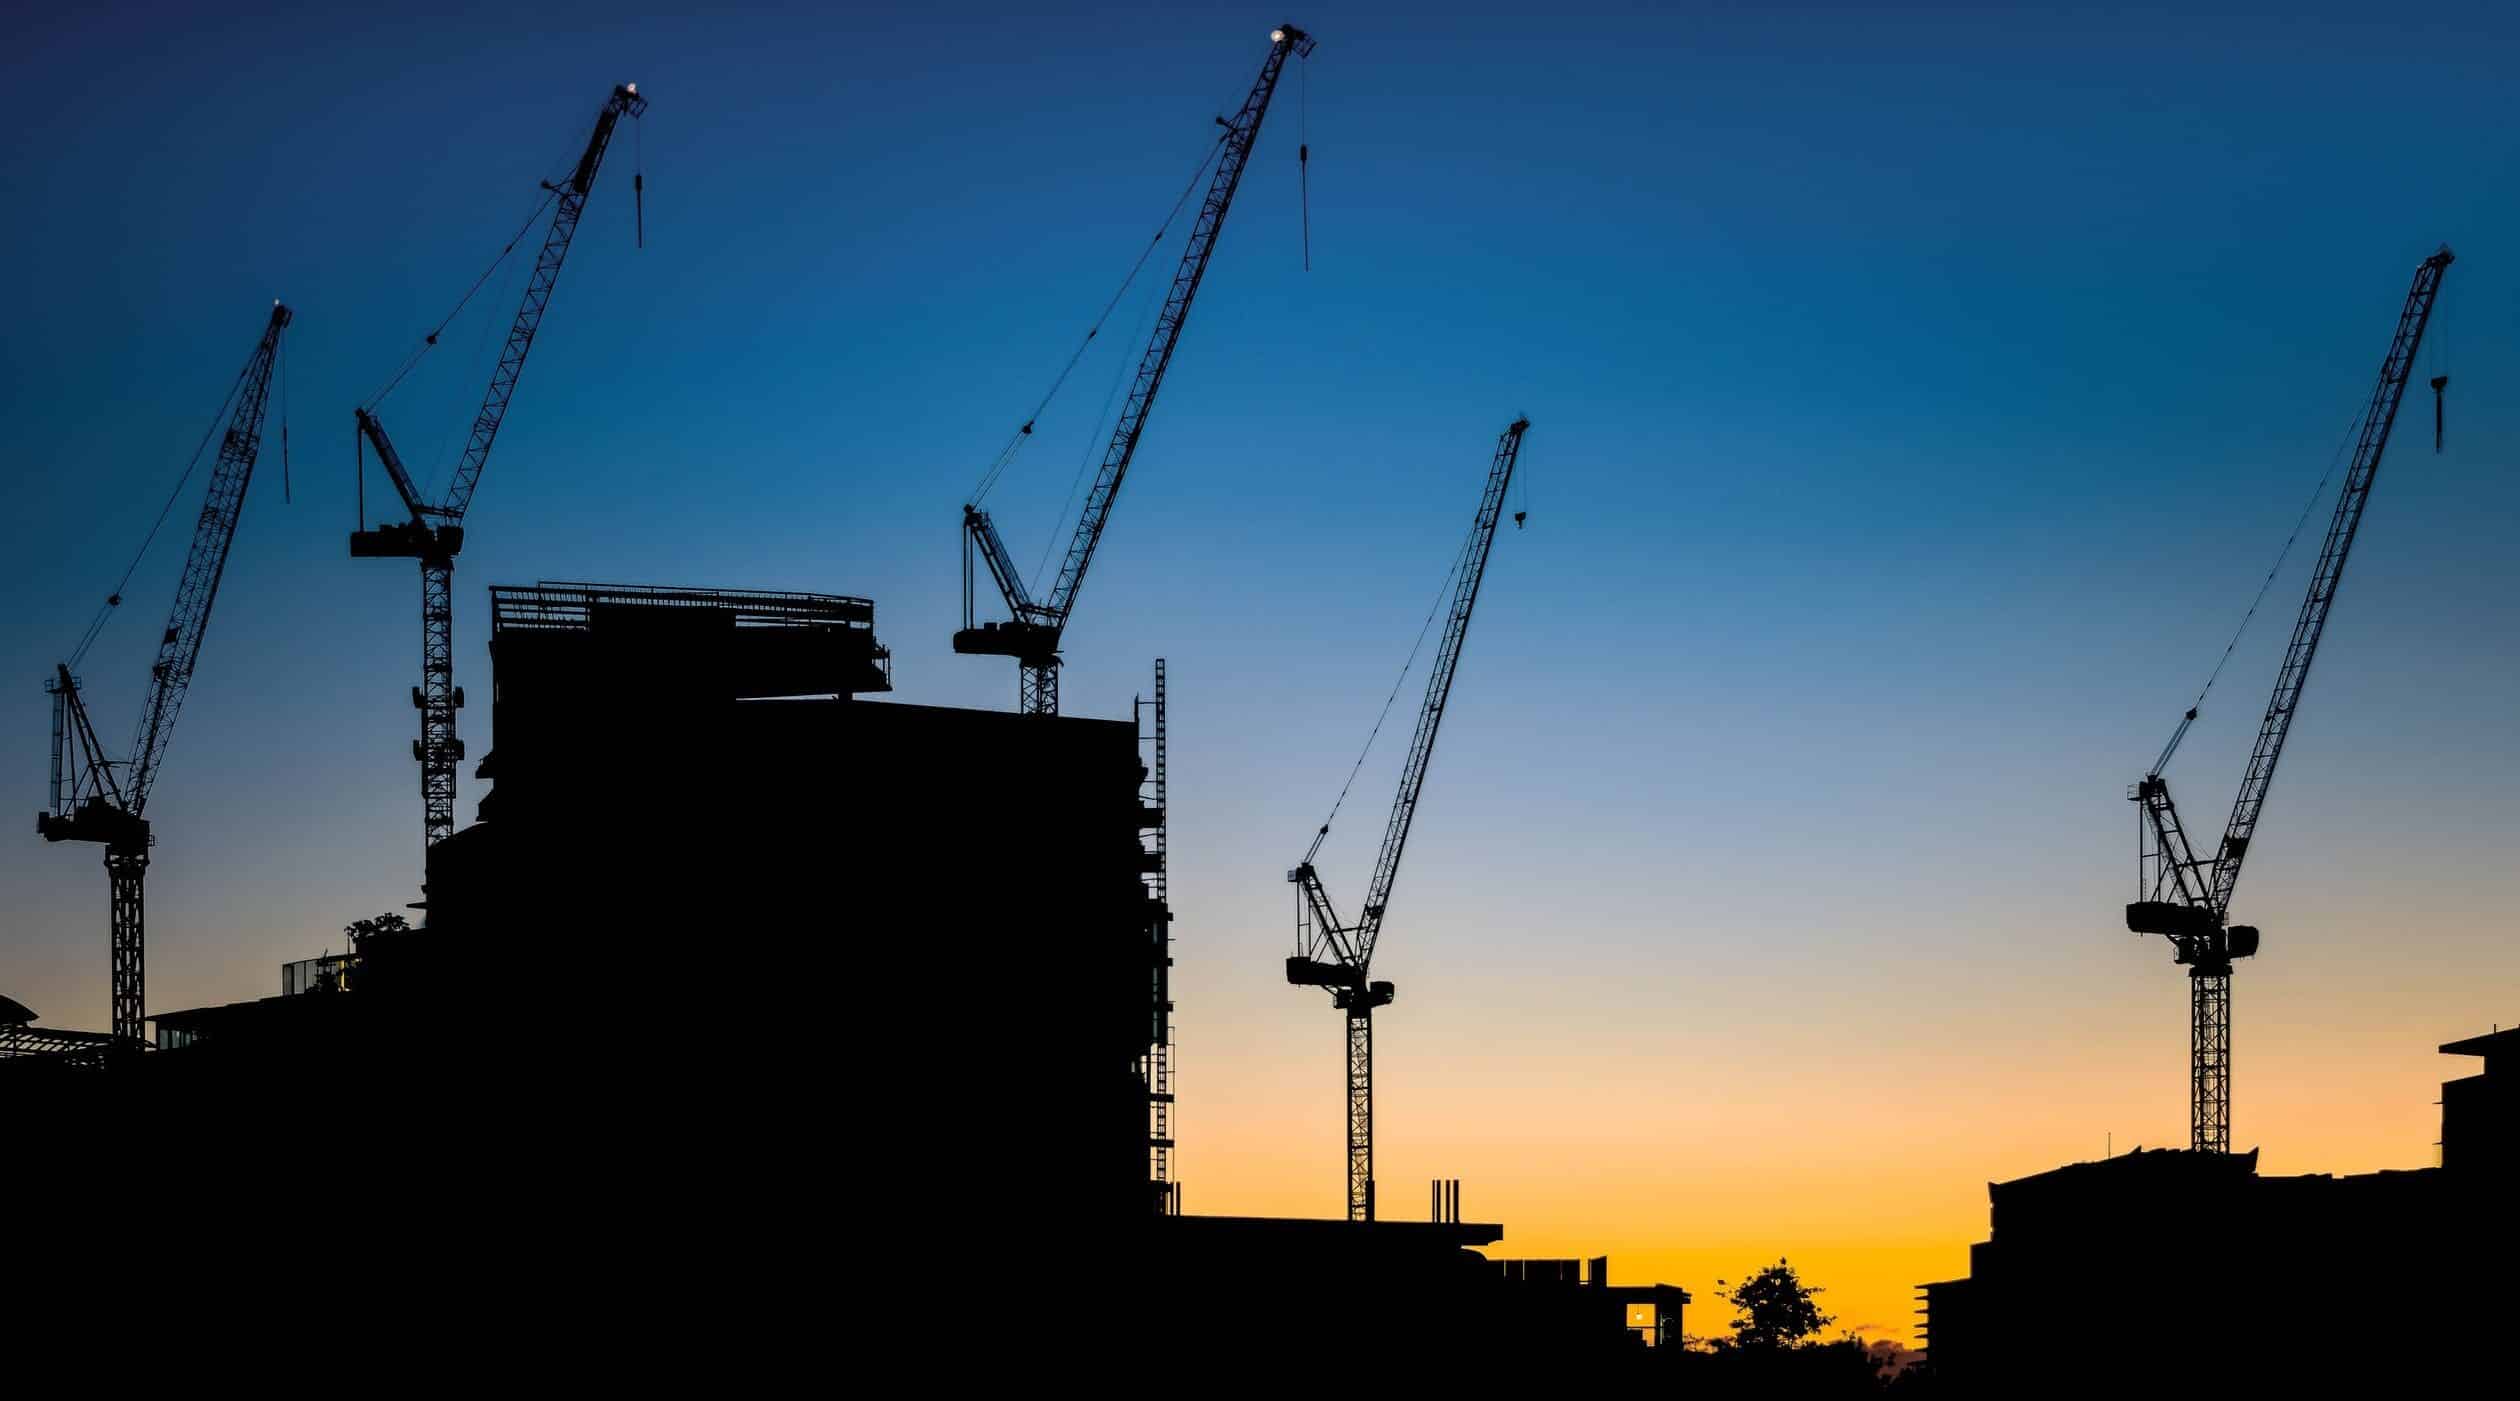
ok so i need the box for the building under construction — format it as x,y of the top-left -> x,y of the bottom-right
1920,1026 -> 2519,1392
12,579 -> 1678,1367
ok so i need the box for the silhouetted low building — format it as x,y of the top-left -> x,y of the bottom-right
2440,1024 -> 2518,1176
1921,1026 -> 2519,1391
1136,1217 -> 1685,1364
1490,1252 -> 1690,1347
0,993 -> 119,1073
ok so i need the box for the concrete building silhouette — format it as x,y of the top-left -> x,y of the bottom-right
11,581 -> 1681,1371
1920,1026 -> 2519,1390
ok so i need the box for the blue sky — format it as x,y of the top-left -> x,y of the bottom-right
5,1 -> 2519,1311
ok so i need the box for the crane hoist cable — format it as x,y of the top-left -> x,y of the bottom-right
1029,243 -> 1174,597
1305,545 -> 1466,867
1298,49 -> 1311,271
361,184 -> 563,414
280,324 -> 292,504
69,362 -> 255,668
2148,400 -> 2369,775
968,128 -> 1234,508
372,149 -> 571,505
421,215 -> 540,499
2429,289 -> 2450,451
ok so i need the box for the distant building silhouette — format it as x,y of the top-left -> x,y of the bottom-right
1921,1026 -> 2519,1390
2440,1025 -> 2517,1177
0,993 -> 118,1071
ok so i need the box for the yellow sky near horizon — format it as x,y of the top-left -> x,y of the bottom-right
1170,932 -> 2501,1347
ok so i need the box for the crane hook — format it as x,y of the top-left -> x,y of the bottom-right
2431,374 -> 2448,453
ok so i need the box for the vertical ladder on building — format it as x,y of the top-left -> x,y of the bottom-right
1138,658 -> 1177,1210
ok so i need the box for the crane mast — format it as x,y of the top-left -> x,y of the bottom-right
1288,417 -> 1529,1220
2128,247 -> 2450,1154
40,301 -> 292,1044
955,24 -> 1314,715
353,82 -> 645,851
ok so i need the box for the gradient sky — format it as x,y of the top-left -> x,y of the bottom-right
8,0 -> 2520,1342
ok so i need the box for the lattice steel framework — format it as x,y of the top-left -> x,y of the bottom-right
1138,659 -> 1176,1200
417,557 -> 457,842
1346,1007 -> 1374,1221
0,1022 -> 120,1064
2192,970 -> 2230,1152
956,26 -> 1314,715
106,855 -> 146,1043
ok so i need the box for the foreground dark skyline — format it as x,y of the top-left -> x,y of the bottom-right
6,1 -> 2519,1338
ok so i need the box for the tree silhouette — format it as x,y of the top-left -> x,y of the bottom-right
344,912 -> 411,947
1720,1258 -> 1834,1350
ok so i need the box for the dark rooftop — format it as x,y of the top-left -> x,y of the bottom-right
2440,1025 -> 2518,1062
488,580 -> 876,633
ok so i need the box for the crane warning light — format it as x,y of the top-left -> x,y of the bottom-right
1271,29 -> 1286,41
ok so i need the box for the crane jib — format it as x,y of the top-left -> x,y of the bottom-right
1351,418 -> 1528,972
126,302 -> 293,817
2205,247 -> 2449,919
1294,418 -> 1530,981
960,26 -> 1314,716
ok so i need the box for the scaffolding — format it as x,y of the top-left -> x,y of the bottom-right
1138,659 -> 1177,1210
488,581 -> 893,696
493,581 -> 877,633
0,1023 -> 120,1068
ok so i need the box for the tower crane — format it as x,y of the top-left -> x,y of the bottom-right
40,301 -> 293,1044
1287,417 -> 1530,1221
955,24 -> 1314,715
352,82 -> 645,851
2127,246 -> 2451,1154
